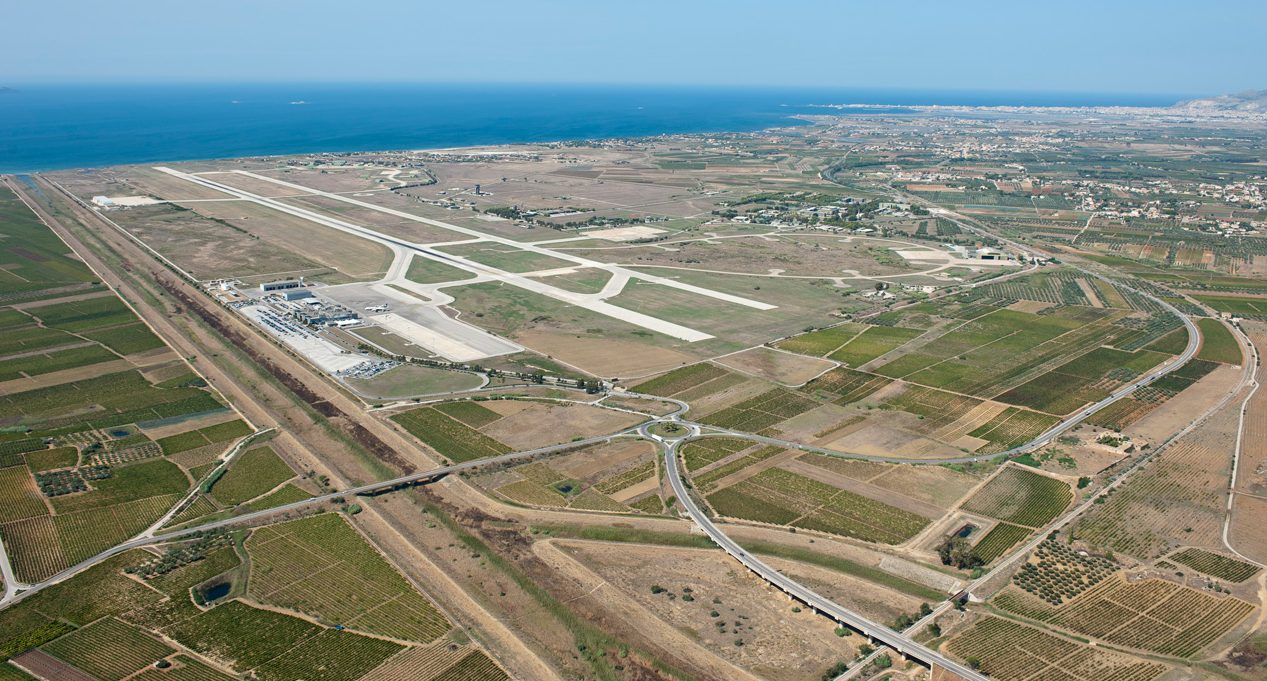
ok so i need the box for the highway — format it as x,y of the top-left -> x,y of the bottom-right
655,428 -> 989,681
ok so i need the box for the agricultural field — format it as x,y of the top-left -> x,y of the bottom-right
1048,575 -> 1255,657
479,440 -> 658,513
961,467 -> 1073,528
1195,318 -> 1242,364
390,405 -> 511,462
998,536 -> 1120,613
0,187 -> 99,297
826,325 -> 924,367
774,323 -> 865,357
704,466 -> 931,544
156,419 -> 252,455
996,347 -> 1169,415
1076,430 -> 1232,559
628,362 -> 732,397
207,445 -> 296,506
1,452 -> 194,581
697,387 -> 820,433
1168,548 -> 1260,583
802,367 -> 892,405
970,523 -> 1033,563
40,617 -> 173,681
946,615 -> 1167,681
1193,294 -> 1267,318
872,305 -> 1137,404
245,514 -> 451,643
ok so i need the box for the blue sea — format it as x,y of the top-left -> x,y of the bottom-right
0,83 -> 1186,173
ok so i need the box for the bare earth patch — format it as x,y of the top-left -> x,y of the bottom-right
479,401 -> 643,450
515,329 -> 697,378
548,539 -> 857,681
714,346 -> 836,386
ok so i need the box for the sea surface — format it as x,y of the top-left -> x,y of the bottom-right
0,83 -> 1186,173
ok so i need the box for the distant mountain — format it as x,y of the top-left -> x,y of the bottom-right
0,87 -> 16,94
1174,89 -> 1267,112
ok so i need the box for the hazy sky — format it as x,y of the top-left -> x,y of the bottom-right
7,0 -> 1264,95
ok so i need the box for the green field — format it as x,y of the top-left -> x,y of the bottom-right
997,347 -> 1169,414
433,400 -> 503,427
436,242 -> 574,273
0,186 -> 98,296
27,296 -> 136,333
208,446 -> 294,506
698,387 -> 820,432
706,467 -> 929,544
629,362 -> 730,396
1193,294 -> 1267,317
969,408 -> 1060,453
681,438 -> 750,471
157,419 -> 252,455
827,325 -> 923,366
0,344 -> 118,381
1195,318 -> 1241,364
391,406 -> 510,462
1170,548 -> 1260,582
246,514 -> 450,643
873,307 -> 1124,399
2,370 -> 223,434
253,629 -> 403,681
971,522 -> 1032,563
41,617 -> 174,681
803,367 -> 892,405
0,324 -> 80,357
775,323 -> 865,357
243,483 -> 313,512
24,447 -> 78,473
80,322 -> 166,355
962,467 -> 1072,528
404,255 -> 477,284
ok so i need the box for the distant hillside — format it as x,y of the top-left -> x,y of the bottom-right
1174,90 -> 1267,112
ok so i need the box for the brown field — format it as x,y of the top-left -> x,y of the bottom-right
122,166 -> 248,200
713,346 -> 836,386
477,401 -> 643,450
514,329 -> 697,378
285,193 -> 465,244
868,464 -> 985,510
166,196 -> 393,279
580,234 -> 923,278
779,457 -> 943,518
1228,494 -> 1267,565
549,439 -> 655,481
818,412 -> 968,459
195,170 -> 304,197
258,166 -> 409,194
1077,403 -> 1240,559
1126,362 -> 1241,444
104,202 -> 326,280
359,641 -> 483,681
548,540 -> 858,681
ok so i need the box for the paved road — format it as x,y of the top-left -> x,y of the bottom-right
654,428 -> 989,681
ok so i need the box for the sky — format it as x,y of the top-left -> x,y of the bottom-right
6,0 -> 1265,96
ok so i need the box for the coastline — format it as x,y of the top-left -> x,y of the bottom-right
0,83 -> 1190,174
